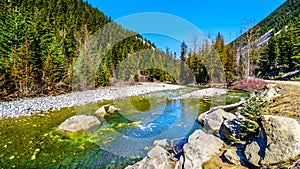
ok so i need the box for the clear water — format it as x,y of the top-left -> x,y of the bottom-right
0,88 -> 248,168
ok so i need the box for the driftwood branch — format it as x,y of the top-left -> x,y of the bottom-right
198,100 -> 245,123
210,100 -> 245,111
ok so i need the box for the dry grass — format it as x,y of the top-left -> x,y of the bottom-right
263,84 -> 300,122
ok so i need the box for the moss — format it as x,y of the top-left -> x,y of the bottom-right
0,100 -> 126,169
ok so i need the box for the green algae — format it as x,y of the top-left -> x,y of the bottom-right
0,88 -> 247,168
130,96 -> 151,112
0,100 -> 135,169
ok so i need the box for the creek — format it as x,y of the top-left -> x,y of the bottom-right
0,88 -> 247,168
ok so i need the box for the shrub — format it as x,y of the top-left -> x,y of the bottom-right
236,96 -> 267,140
229,78 -> 267,91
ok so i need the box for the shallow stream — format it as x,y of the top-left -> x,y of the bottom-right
0,88 -> 248,168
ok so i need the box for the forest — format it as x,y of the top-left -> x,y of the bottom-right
0,0 -> 156,100
0,0 -> 300,101
0,0 -> 238,100
259,20 -> 300,78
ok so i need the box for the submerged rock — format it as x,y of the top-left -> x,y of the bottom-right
58,115 -> 100,132
183,129 -> 224,169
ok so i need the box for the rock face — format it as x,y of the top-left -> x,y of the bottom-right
198,109 -> 236,134
58,115 -> 101,132
125,144 -> 182,169
260,115 -> 300,166
183,129 -> 224,169
245,115 -> 300,167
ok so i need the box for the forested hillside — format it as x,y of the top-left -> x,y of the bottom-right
232,0 -> 300,45
0,0 -> 155,100
258,20 -> 300,78
229,0 -> 300,80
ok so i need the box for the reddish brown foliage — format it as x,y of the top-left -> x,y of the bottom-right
229,78 -> 267,91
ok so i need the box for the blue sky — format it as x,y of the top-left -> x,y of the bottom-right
87,0 -> 286,54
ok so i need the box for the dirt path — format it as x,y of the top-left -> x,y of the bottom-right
265,80 -> 300,86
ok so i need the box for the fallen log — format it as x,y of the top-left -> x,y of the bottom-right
198,100 -> 245,123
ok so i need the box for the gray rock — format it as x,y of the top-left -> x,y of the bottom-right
221,118 -> 242,141
94,105 -> 107,117
260,115 -> 300,166
108,105 -> 120,113
245,141 -> 261,167
198,109 -> 236,134
147,145 -> 168,159
153,139 -> 170,148
58,115 -> 100,132
224,148 -> 241,166
95,105 -> 120,117
261,85 -> 281,102
183,129 -> 224,169
126,145 -> 181,169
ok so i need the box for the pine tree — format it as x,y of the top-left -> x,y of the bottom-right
11,38 -> 37,97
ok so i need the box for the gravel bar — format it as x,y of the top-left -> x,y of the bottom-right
0,83 -> 185,118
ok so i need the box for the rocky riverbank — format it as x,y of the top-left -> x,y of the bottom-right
126,83 -> 300,169
0,83 -> 185,118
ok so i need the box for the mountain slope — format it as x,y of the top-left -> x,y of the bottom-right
0,0 -> 154,100
231,0 -> 300,45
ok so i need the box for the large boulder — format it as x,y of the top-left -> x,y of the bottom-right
183,129 -> 224,169
198,109 -> 236,134
260,115 -> 300,166
125,145 -> 182,169
244,115 -> 300,167
58,115 -> 101,132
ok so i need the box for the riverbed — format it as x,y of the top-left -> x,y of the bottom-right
0,87 -> 247,168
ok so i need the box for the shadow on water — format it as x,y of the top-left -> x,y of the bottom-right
0,88 -> 247,168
